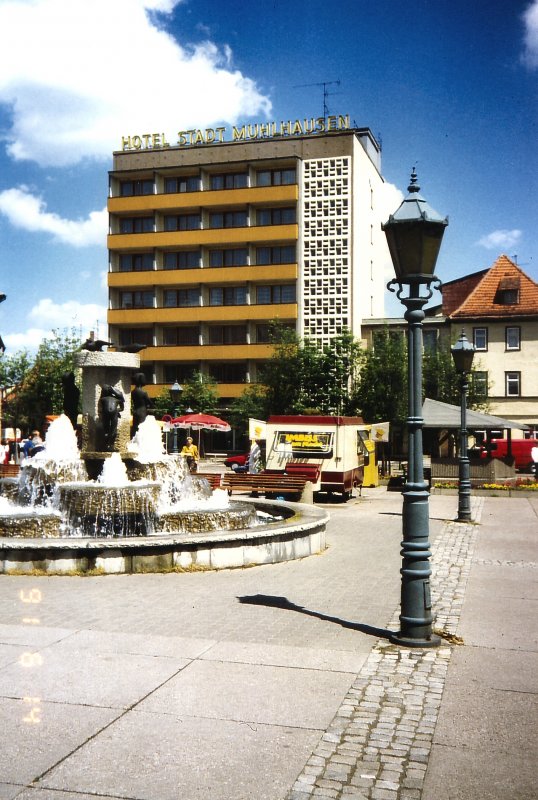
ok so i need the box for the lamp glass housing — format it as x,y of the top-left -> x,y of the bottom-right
169,381 -> 183,404
451,333 -> 475,374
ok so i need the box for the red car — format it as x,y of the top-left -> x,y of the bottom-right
224,452 -> 249,471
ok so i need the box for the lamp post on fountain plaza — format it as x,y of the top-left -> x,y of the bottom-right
451,330 -> 475,522
382,169 -> 448,648
169,381 -> 183,453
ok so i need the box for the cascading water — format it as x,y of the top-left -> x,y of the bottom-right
0,414 -> 257,538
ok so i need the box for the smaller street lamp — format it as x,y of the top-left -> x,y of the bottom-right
451,330 -> 475,521
169,381 -> 183,453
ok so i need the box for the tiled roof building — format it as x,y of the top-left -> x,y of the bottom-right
445,255 -> 538,320
444,255 -> 538,432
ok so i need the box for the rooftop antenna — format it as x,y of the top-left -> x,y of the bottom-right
293,80 -> 341,123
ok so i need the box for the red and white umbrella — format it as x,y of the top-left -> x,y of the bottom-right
163,413 -> 231,432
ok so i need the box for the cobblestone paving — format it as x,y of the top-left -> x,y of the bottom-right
286,497 -> 485,800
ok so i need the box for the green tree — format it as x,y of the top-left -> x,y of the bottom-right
0,349 -> 32,435
351,329 -> 408,423
1,329 -> 81,434
423,340 -> 490,412
229,384 -> 269,439
179,371 -> 219,414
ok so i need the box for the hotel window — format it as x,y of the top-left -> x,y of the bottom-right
164,364 -> 196,383
120,179 -> 153,197
256,168 -> 296,186
209,210 -> 248,228
164,175 -> 200,194
119,253 -> 153,272
473,327 -> 488,351
256,245 -> 296,265
256,285 -> 296,304
208,325 -> 247,345
505,326 -> 520,350
505,371 -> 521,397
209,172 -> 248,190
163,289 -> 200,308
257,207 -> 296,226
119,216 -> 154,234
209,287 -> 247,306
164,250 -> 200,270
209,363 -> 247,383
163,326 -> 199,345
209,248 -> 248,267
120,291 -> 153,309
256,323 -> 294,343
472,371 -> 488,399
119,328 -> 153,347
164,213 -> 201,232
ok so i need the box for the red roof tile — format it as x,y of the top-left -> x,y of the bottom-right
447,255 -> 538,319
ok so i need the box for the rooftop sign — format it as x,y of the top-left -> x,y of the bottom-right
120,114 -> 351,152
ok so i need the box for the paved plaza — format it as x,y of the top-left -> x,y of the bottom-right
0,486 -> 536,799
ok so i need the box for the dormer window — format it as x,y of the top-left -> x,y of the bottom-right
495,276 -> 520,305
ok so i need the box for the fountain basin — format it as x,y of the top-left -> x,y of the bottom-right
0,499 -> 328,574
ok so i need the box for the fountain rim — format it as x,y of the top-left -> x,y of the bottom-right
0,498 -> 328,551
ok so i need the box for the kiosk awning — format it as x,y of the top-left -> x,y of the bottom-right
422,398 -> 527,431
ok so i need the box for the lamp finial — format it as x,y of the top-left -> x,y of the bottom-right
408,168 -> 420,193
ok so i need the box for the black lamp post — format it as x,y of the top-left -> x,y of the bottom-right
169,381 -> 183,453
382,169 -> 448,647
451,330 -> 475,521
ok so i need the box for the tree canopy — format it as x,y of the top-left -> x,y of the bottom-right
0,328 -> 81,434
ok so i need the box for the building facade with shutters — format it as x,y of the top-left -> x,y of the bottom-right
107,123 -> 389,403
444,254 -> 538,433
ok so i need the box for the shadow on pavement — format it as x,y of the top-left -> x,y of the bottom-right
238,594 -> 393,641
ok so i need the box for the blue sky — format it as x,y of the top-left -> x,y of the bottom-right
0,0 -> 536,352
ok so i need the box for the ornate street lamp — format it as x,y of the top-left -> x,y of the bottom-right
451,330 -> 475,521
169,381 -> 183,453
382,169 -> 448,647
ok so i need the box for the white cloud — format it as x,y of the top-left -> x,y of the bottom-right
29,298 -> 107,331
522,0 -> 538,68
476,229 -> 522,250
0,0 -> 271,167
2,297 -> 108,352
379,182 -> 405,284
0,186 -> 107,246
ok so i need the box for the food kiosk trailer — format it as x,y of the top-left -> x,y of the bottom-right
265,415 -> 371,498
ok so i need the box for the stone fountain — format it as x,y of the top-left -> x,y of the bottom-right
0,349 -> 328,573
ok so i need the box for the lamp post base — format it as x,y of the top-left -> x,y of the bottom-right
389,630 -> 441,648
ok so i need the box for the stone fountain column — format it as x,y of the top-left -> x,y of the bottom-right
74,350 -> 140,456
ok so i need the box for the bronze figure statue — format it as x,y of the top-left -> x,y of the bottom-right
99,384 -> 125,450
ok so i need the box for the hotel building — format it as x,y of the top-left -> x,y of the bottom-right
107,120 -> 390,403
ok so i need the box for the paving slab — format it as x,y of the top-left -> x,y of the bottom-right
137,658 -> 356,729
0,645 -> 190,707
0,696 -> 119,785
423,745 -> 537,800
199,639 -> 370,673
0,785 -> 27,800
37,711 -> 320,800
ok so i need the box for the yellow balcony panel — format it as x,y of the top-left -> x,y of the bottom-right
142,344 -> 273,361
147,383 -> 249,400
108,304 -> 298,326
107,224 -> 298,250
107,184 -> 298,214
215,384 -> 250,399
108,263 -> 298,288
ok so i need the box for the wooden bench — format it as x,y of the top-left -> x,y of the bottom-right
284,462 -> 321,484
194,473 -> 223,491
0,464 -> 20,478
221,471 -> 308,499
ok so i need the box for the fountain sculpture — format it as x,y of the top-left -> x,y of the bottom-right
0,349 -> 328,573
